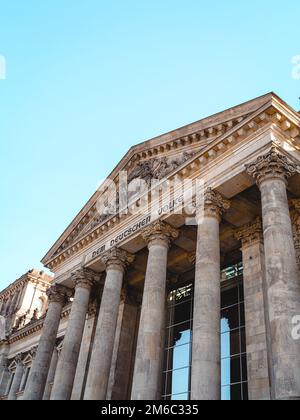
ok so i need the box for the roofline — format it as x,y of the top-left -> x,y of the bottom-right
41,92 -> 299,266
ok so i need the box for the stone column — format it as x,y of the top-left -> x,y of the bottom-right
246,146 -> 300,400
191,188 -> 230,400
84,248 -> 134,400
51,269 -> 96,400
23,284 -> 68,400
43,347 -> 59,400
8,356 -> 24,400
235,218 -> 271,400
107,287 -> 140,400
71,301 -> 98,400
131,221 -> 179,401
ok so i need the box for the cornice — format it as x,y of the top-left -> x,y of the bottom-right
42,96 -> 300,271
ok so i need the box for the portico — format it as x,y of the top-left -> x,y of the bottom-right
1,93 -> 300,401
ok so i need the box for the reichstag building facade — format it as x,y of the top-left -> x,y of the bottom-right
1,92 -> 300,400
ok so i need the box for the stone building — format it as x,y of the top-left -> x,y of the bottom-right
0,269 -> 53,399
1,92 -> 300,400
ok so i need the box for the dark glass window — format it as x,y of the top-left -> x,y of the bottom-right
162,284 -> 193,400
162,264 -> 248,401
221,279 -> 248,400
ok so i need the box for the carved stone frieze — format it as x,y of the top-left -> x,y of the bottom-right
128,151 -> 197,184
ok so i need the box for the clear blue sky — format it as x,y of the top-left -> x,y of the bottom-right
0,0 -> 299,290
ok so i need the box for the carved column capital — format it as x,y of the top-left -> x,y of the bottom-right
71,268 -> 97,290
142,220 -> 179,248
197,188 -> 230,221
46,284 -> 69,305
235,217 -> 263,248
101,247 -> 135,273
246,146 -> 298,188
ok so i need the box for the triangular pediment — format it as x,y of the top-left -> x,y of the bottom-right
42,92 -> 300,268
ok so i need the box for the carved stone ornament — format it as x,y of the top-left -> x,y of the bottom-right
197,188 -> 231,221
142,220 -> 179,247
71,267 -> 97,290
235,217 -> 263,247
101,247 -> 135,272
245,146 -> 298,187
46,284 -> 69,305
128,152 -> 197,185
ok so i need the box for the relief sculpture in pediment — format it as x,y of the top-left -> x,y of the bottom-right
128,151 -> 196,184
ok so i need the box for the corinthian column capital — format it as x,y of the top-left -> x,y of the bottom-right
101,247 -> 135,272
235,217 -> 263,248
197,188 -> 231,221
246,146 -> 298,188
46,284 -> 69,305
142,220 -> 179,248
71,267 -> 97,290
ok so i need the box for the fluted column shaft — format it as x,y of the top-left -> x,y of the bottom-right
191,188 -> 230,400
23,285 -> 68,400
51,269 -> 95,400
246,147 -> 300,400
84,248 -> 134,400
131,221 -> 178,400
8,357 -> 23,400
